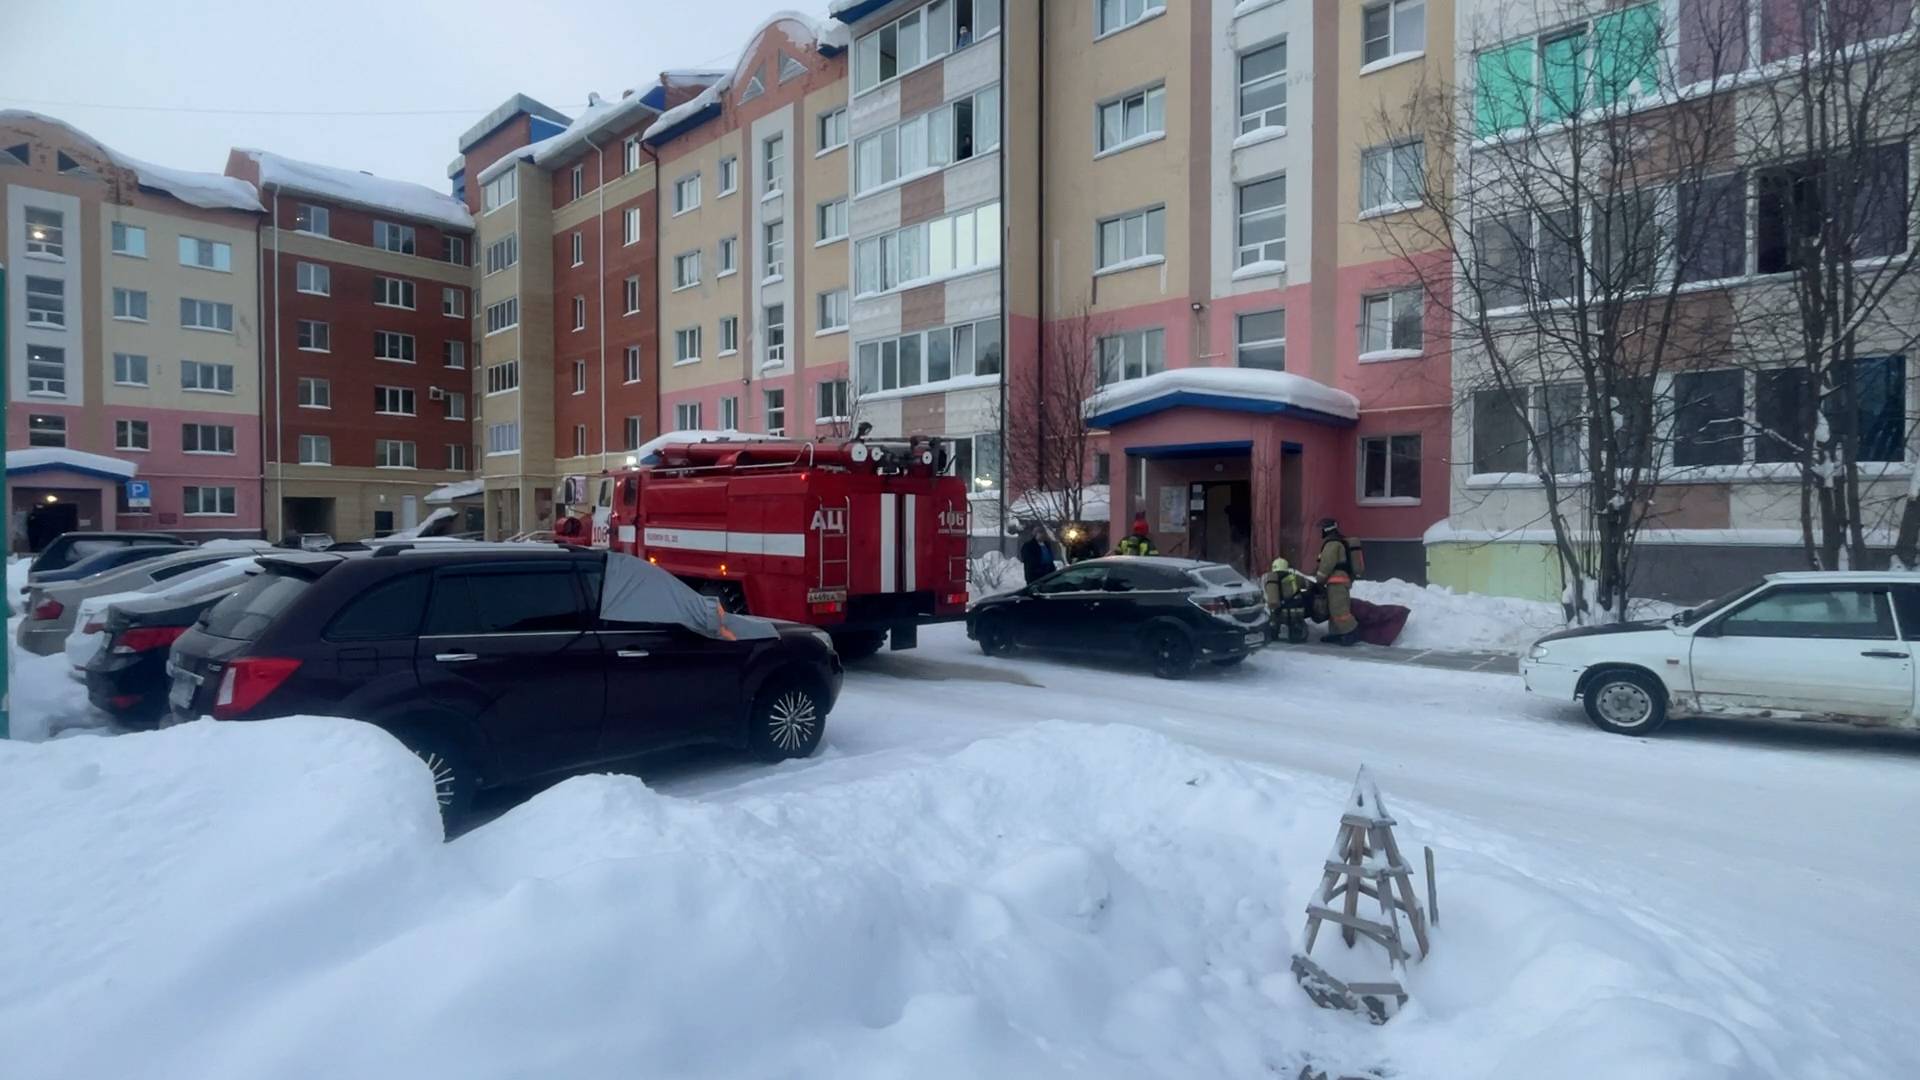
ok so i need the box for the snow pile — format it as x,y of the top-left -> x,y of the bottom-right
7,556 -> 29,616
6,623 -> 109,741
0,716 -> 1789,1079
642,74 -> 734,142
242,149 -> 473,230
969,550 -> 1022,598
1084,366 -> 1360,423
1354,578 -> 1681,654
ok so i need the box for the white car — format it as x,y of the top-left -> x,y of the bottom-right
1522,571 -> 1920,735
61,557 -> 262,671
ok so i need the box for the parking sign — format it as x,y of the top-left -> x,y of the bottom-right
125,479 -> 152,510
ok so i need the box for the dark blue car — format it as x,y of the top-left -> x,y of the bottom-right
29,544 -> 191,586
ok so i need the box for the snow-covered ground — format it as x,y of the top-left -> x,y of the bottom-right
3,622 -> 1915,1078
1353,578 -> 1682,654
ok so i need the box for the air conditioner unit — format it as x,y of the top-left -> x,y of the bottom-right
428,387 -> 446,400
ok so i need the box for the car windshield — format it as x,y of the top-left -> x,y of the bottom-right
1675,581 -> 1759,625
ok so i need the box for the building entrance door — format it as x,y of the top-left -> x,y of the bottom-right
1279,445 -> 1304,568
1188,480 -> 1252,575
25,501 -> 78,552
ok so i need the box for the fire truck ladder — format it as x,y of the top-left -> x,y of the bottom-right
817,496 -> 852,595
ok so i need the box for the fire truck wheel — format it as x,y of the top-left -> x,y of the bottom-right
749,675 -> 827,761
829,631 -> 888,662
1144,627 -> 1196,679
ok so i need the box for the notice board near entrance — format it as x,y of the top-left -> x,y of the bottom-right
1158,486 -> 1187,532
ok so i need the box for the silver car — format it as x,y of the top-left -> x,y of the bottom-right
16,542 -> 275,655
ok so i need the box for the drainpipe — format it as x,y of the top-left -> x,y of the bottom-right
645,139 -> 663,439
270,188 -> 284,541
587,133 -> 608,473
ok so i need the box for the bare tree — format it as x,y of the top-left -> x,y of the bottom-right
1002,306 -> 1106,535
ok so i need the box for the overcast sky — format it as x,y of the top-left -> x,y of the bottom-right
0,0 -> 801,194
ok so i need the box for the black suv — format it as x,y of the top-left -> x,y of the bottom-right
165,544 -> 842,813
967,557 -> 1268,677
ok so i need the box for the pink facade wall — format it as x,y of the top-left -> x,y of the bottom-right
8,401 -> 265,533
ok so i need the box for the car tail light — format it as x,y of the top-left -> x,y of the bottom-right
1188,595 -> 1233,618
83,619 -> 106,635
32,598 -> 63,621
942,592 -> 969,607
111,626 -> 188,655
212,658 -> 302,719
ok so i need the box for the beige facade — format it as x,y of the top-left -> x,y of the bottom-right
658,127 -> 748,407
476,161 -> 558,534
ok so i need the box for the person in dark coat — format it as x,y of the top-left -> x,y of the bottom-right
1019,525 -> 1059,584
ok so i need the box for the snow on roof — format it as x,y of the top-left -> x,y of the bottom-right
0,110 -> 261,213
457,93 -> 573,153
240,149 -> 472,231
1083,366 -> 1360,423
425,478 -> 485,503
642,75 -> 734,143
478,80 -> 693,184
643,12 -> 849,145
634,429 -> 785,461
6,447 -> 137,479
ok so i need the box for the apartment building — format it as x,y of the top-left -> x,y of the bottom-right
3,111 -> 265,548
646,17 -> 854,444
225,150 -> 476,541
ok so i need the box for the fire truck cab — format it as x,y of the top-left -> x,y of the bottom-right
593,436 -> 971,657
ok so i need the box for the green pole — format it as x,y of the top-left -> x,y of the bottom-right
2,258 -> 10,739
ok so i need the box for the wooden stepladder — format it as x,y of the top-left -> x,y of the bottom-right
1291,767 -> 1433,1025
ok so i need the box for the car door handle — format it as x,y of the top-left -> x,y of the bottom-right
434,652 -> 479,663
616,648 -> 650,658
1860,649 -> 1909,659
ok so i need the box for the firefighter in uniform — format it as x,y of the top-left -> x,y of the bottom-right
1315,517 -> 1360,645
1262,557 -> 1311,643
1115,512 -> 1158,556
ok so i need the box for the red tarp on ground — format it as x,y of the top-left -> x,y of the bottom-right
1349,598 -> 1411,647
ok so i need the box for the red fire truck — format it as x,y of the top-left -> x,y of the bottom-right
565,436 -> 972,657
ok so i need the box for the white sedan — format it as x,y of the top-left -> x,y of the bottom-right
1522,571 -> 1920,735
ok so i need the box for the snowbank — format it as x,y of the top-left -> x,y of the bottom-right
241,149 -> 472,230
1083,366 -> 1360,423
0,717 -> 1784,1079
7,556 -> 28,616
6,623 -> 111,741
968,550 -> 1022,598
1354,578 -> 1681,654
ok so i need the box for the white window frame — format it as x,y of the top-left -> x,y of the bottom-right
23,207 -> 64,258
110,221 -> 147,258
816,378 -> 850,422
623,207 -> 642,246
180,360 -> 235,394
764,388 -> 787,436
573,359 -> 588,395
485,233 -> 518,275
675,326 -> 703,364
448,443 -> 470,471
1359,433 -> 1423,504
674,250 -> 702,290
487,422 -> 521,456
764,304 -> 787,366
1236,175 -> 1287,268
374,385 -> 417,416
116,419 -> 151,452
114,353 -> 150,387
486,360 -> 521,395
298,376 -> 331,409
296,261 -> 330,295
1095,84 -> 1166,156
1360,288 -> 1425,357
624,275 -> 643,315
818,288 -> 849,333
1236,309 -> 1288,370
177,235 -> 233,272
25,344 -> 66,395
624,345 -> 642,384
182,422 -> 237,456
297,319 -> 331,353
1361,0 -> 1426,66
112,287 -> 148,322
571,230 -> 584,267
444,340 -> 467,369
623,415 -> 643,450
374,276 -> 416,310
853,85 -> 1002,196
374,439 -> 418,470
1095,205 -> 1166,272
720,396 -> 740,430
482,171 -> 517,212
853,0 -> 1002,95
624,137 -> 643,173
1238,40 -> 1288,136
179,298 -> 234,333
720,315 -> 740,355
818,107 -> 849,153
374,330 -> 417,364
1095,328 -> 1167,386
570,163 -> 585,202
485,297 -> 519,335
718,156 -> 739,196
374,221 -> 416,255
182,486 -> 238,517
442,287 -> 465,318
24,276 -> 64,328
294,203 -> 330,236
445,390 -> 466,420
763,134 -> 786,195
817,197 -> 848,244
719,236 -> 739,276
764,221 -> 786,280
298,434 -> 332,465
677,402 -> 704,430
674,173 -> 702,214
1096,0 -> 1166,38
1360,140 -> 1424,215
572,295 -> 587,332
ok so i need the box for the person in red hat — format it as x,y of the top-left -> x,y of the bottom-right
1114,511 -> 1159,556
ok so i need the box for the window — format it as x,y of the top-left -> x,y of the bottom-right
444,340 -> 467,369
817,379 -> 850,421
677,402 -> 703,430
573,359 -> 588,394
1239,41 -> 1288,135
674,173 -> 702,214
853,85 -> 1002,193
323,573 -> 432,641
624,137 -> 643,174
1671,369 -> 1745,467
113,288 -> 148,321
1237,176 -> 1287,267
26,345 -> 65,395
1360,289 -> 1423,354
181,298 -> 235,332
764,221 -> 786,279
624,275 -> 642,315
856,201 -> 1002,294
297,319 -> 330,352
1361,435 -> 1422,501
1097,85 -> 1166,153
487,422 -> 521,454
624,345 -> 642,383
1596,189 -> 1661,291
374,276 -> 416,309
819,107 -> 849,152
719,156 -> 738,195
1360,141 -> 1424,213
720,396 -> 739,429
1835,355 -> 1908,464
674,251 -> 701,288
624,416 -> 643,450
764,389 -> 787,436
375,439 -> 417,469
446,391 -> 466,421
483,171 -> 517,212
180,360 -> 235,393
1096,328 -> 1166,386
291,203 -> 328,236
570,231 -> 584,267
111,222 -> 147,257
570,164 -> 585,202
427,567 -> 595,635
762,134 -> 786,195
24,276 -> 64,327
182,486 -> 237,516
375,386 -> 417,415
486,360 -> 520,394
444,236 -> 467,265
448,443 -> 470,470
1472,389 -> 1529,473
372,221 -> 414,256
298,376 -> 330,408
1474,6 -> 1660,136
573,425 -> 588,456
114,353 -> 149,386
1362,0 -> 1425,64
1722,587 -> 1894,640
1097,0 -> 1165,36
857,316 -> 1002,394
485,233 -> 518,274
1097,206 -> 1166,271
675,327 -> 702,362
720,316 -> 740,354
182,423 -> 236,455
719,236 -> 738,275
441,287 -> 465,318
623,207 -> 642,246
116,419 -> 150,451
485,297 -> 519,334
24,207 -> 63,257
817,197 -> 848,243
28,414 -> 65,447
818,289 -> 849,332
1759,146 -> 1908,275
1236,310 -> 1287,370
178,236 -> 232,271
1676,172 -> 1747,284
765,304 -> 787,365
299,434 -> 331,465
296,261 -> 330,295
1535,383 -> 1585,475
572,295 -> 587,332
374,331 -> 416,363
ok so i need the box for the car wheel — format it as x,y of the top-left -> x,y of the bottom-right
1146,628 -> 1196,679
749,675 -> 827,762
1582,669 -> 1669,736
390,726 -> 479,818
830,630 -> 888,662
976,618 -> 1016,658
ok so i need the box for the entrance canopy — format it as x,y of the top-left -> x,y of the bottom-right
1084,367 -> 1359,430
600,552 -> 778,641
5,448 -> 138,483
